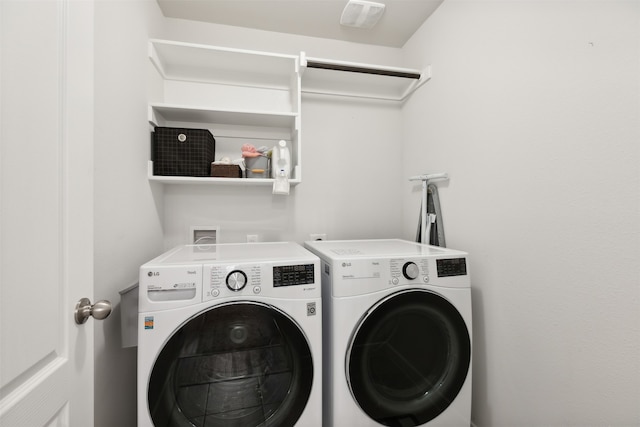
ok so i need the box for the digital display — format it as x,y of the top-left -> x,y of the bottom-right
436,258 -> 467,277
273,264 -> 315,287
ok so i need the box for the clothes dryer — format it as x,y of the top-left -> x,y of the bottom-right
137,242 -> 321,427
304,239 -> 471,427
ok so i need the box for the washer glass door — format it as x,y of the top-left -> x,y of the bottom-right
148,302 -> 313,427
347,290 -> 471,426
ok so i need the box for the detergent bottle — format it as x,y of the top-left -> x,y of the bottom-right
271,140 -> 291,179
271,140 -> 291,195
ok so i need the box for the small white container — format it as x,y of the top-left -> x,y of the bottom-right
245,155 -> 269,178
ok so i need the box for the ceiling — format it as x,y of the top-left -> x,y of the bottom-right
156,0 -> 444,48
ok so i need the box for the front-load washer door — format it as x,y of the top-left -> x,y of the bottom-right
147,302 -> 314,427
347,290 -> 471,426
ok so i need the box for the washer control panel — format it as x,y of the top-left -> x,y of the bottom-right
139,242 -> 321,310
205,264 -> 262,300
203,262 -> 318,301
273,264 -> 315,287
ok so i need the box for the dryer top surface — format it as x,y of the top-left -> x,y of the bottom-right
304,239 -> 467,260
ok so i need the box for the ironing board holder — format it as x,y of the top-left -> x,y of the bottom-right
409,173 -> 448,245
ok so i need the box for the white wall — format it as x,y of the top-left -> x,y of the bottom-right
161,93 -> 404,246
402,1 -> 640,425
159,19 -> 406,247
93,1 -> 165,426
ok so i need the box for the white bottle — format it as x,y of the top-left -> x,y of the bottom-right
271,140 -> 291,178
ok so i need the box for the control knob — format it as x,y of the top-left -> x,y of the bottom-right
402,262 -> 420,280
226,270 -> 247,291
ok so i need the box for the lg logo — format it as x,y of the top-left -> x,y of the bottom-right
147,271 -> 159,277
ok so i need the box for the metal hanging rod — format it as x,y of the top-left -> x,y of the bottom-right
305,60 -> 421,80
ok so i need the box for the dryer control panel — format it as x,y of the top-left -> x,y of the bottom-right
436,258 -> 468,277
329,256 -> 470,297
390,259 -> 431,284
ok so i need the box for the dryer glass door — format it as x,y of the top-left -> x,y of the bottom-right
347,290 -> 471,426
147,302 -> 313,427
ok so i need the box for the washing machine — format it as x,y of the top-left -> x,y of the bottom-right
304,239 -> 472,427
137,242 -> 322,427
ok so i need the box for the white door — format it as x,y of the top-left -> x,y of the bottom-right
1,1 -> 97,426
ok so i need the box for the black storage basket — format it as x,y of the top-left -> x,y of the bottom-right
153,127 -> 215,177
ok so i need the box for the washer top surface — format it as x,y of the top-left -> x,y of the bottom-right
304,239 -> 466,260
145,241 -> 317,266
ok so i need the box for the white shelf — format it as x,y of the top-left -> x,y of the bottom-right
147,161 -> 301,186
148,104 -> 298,130
148,39 -> 302,187
149,39 -> 299,89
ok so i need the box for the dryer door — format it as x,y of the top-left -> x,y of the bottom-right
346,290 -> 471,426
147,302 -> 313,427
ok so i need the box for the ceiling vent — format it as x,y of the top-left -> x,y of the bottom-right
340,0 -> 386,29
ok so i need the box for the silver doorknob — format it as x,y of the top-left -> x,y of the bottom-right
75,298 -> 112,325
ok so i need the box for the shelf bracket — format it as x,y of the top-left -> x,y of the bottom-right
148,42 -> 166,79
399,65 -> 432,101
